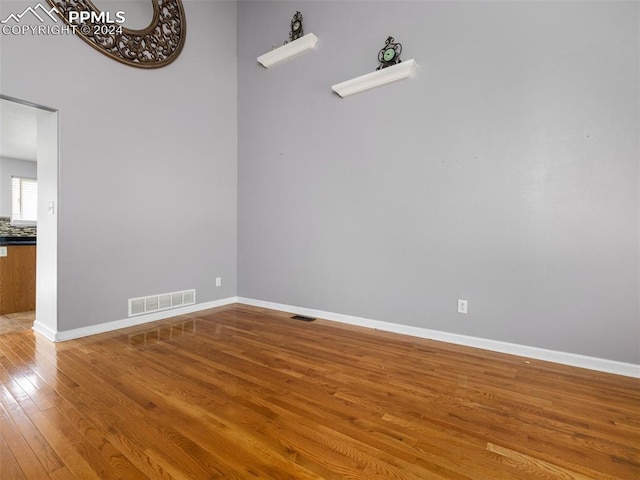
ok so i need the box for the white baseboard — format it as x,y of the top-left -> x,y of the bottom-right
237,297 -> 640,379
33,320 -> 58,341
33,295 -> 639,378
46,297 -> 239,342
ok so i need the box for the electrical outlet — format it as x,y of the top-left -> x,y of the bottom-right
0,246 -> 6,257
458,299 -> 468,314
215,277 -> 221,287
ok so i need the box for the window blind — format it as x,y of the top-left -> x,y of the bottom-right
11,176 -> 38,223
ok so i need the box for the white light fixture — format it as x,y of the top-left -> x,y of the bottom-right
331,59 -> 418,98
257,33 -> 318,68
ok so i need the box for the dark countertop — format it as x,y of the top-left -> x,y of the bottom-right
0,237 -> 37,246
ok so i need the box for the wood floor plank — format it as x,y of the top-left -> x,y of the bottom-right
0,388 -> 54,479
487,442 -> 610,480
58,339 -> 299,479
0,428 -> 28,480
45,355 -> 201,480
26,407 -> 104,480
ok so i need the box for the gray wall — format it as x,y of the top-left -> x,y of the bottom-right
238,1 -> 640,363
0,157 -> 37,217
1,0 -> 238,331
1,0 -> 637,364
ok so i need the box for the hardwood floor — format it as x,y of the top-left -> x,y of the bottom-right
0,311 -> 35,334
0,304 -> 638,479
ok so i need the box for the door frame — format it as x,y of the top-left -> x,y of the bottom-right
1,94 -> 59,339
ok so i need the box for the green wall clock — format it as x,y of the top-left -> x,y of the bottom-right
377,36 -> 402,70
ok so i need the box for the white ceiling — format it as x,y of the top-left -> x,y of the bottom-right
0,98 -> 39,162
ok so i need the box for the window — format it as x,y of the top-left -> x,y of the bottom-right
11,176 -> 37,226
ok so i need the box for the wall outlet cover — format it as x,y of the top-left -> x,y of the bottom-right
458,299 -> 468,314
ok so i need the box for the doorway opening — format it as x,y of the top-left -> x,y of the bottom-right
0,95 -> 58,338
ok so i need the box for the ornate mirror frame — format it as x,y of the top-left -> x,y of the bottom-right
47,0 -> 186,68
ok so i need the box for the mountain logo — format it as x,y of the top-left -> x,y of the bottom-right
1,3 -> 60,24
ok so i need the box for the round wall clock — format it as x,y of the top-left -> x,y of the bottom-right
47,0 -> 186,68
377,36 -> 402,70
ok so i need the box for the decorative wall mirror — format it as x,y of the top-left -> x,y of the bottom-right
47,0 -> 186,68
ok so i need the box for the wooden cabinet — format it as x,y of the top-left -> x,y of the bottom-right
0,245 -> 36,314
